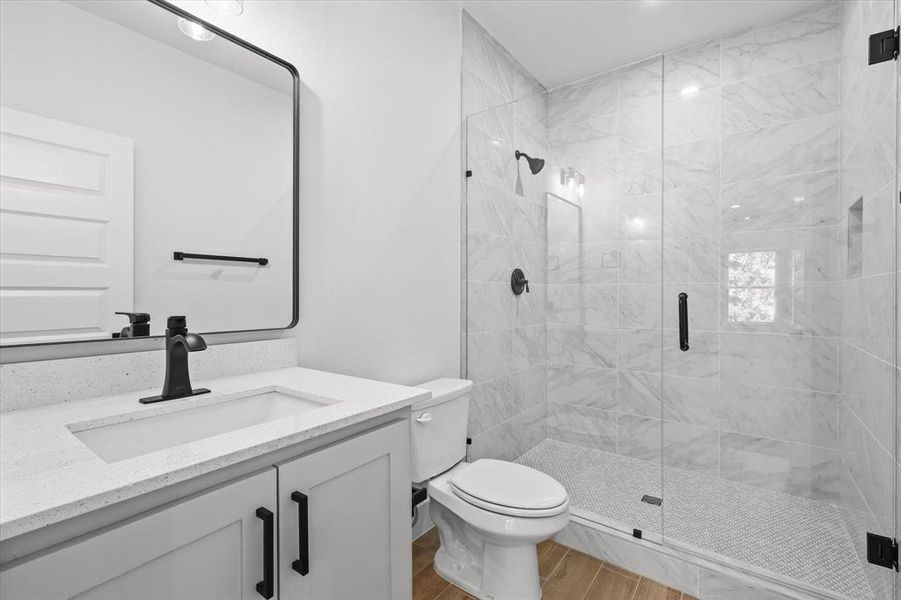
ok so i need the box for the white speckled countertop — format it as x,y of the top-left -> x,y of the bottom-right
0,367 -> 429,541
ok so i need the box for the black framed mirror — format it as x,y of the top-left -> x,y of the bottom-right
0,0 -> 299,347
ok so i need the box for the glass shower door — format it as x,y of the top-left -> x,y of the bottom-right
660,2 -> 898,598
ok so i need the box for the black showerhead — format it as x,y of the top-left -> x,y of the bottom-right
515,150 -> 545,175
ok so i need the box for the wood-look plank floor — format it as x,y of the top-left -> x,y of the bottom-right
412,528 -> 698,600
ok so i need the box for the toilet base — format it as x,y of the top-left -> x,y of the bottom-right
430,500 -> 543,600
433,541 -> 541,600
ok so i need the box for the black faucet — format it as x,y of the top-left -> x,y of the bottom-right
113,311 -> 151,338
139,316 -> 210,404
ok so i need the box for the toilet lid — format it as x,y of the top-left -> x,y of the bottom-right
450,459 -> 568,513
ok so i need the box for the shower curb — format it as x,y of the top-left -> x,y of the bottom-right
556,513 -> 855,600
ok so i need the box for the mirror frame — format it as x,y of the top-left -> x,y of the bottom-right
2,0 -> 300,348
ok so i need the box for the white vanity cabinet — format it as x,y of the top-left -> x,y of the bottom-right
276,419 -> 411,600
0,469 -> 278,600
0,419 -> 411,600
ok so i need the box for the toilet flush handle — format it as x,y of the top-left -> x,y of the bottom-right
416,412 -> 433,423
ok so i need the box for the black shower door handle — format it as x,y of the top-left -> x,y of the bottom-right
291,491 -> 310,575
255,507 -> 274,599
678,292 -> 689,352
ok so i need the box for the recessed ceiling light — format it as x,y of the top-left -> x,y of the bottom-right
178,17 -> 215,42
730,204 -> 741,209
204,0 -> 244,16
680,85 -> 700,96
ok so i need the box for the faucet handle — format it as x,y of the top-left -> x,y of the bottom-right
166,315 -> 192,337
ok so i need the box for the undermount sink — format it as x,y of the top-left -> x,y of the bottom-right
70,387 -> 337,463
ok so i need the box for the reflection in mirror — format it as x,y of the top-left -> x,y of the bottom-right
0,0 -> 297,346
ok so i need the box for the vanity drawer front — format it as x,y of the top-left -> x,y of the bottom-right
277,419 -> 411,600
0,469 -> 278,600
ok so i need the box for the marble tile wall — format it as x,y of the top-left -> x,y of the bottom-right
836,0 -> 898,598
544,3 -> 862,505
461,11 -> 549,462
545,55 -> 671,467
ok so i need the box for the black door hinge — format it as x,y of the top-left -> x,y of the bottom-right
867,533 -> 898,571
869,27 -> 899,64
465,170 -> 473,178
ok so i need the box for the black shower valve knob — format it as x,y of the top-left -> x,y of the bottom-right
511,268 -> 530,295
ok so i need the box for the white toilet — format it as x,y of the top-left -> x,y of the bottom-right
412,378 -> 570,600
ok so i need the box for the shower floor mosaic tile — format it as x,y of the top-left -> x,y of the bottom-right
516,439 -> 873,600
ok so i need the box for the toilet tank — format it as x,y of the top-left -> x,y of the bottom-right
410,378 -> 472,483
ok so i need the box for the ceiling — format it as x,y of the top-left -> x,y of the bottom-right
460,0 -> 827,89
69,0 -> 292,94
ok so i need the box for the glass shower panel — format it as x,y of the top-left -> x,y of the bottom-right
660,2 -> 898,598
463,92 -> 550,465
539,56 -> 666,542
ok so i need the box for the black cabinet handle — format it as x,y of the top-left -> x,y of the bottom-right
255,507 -> 274,599
291,491 -> 310,575
678,292 -> 689,352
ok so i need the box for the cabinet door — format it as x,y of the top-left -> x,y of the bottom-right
0,469 -> 278,600
277,420 -> 411,600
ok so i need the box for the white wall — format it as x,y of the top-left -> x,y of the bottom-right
171,0 -> 463,386
291,0 -> 462,385
2,1 -> 463,391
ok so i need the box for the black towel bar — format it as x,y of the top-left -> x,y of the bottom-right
173,251 -> 268,266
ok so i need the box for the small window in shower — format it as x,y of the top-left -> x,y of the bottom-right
847,198 -> 863,278
727,251 -> 776,323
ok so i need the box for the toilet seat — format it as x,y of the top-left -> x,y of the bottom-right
450,459 -> 568,517
451,486 -> 568,517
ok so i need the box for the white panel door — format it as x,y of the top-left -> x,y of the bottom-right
277,420 -> 412,600
0,469 -> 278,600
0,106 -> 134,345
